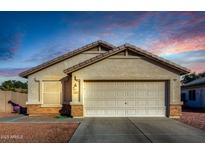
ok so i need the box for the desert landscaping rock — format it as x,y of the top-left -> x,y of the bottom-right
179,110 -> 205,132
0,123 -> 79,143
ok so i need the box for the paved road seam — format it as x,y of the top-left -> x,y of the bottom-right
127,118 -> 153,143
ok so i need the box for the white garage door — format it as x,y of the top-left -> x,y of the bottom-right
84,81 -> 166,117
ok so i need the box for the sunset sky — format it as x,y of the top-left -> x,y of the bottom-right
0,11 -> 205,83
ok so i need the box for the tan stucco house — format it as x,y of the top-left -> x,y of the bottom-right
20,40 -> 190,118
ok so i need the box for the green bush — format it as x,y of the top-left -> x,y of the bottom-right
0,80 -> 28,93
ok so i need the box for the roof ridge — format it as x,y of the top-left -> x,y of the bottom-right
63,45 -> 126,74
64,43 -> 190,75
183,76 -> 205,87
122,43 -> 190,73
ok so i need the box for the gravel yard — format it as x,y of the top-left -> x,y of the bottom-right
0,114 -> 80,143
2,109 -> 205,143
179,109 -> 205,132
0,122 -> 79,143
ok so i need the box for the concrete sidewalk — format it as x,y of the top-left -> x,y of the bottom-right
0,114 -> 25,122
70,117 -> 205,143
0,114 -> 82,123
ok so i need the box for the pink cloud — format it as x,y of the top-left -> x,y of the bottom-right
148,34 -> 205,55
147,12 -> 205,53
189,65 -> 205,73
186,14 -> 205,25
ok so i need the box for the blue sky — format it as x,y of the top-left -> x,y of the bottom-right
0,11 -> 205,83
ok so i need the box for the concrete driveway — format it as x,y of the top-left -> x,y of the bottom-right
69,117 -> 205,143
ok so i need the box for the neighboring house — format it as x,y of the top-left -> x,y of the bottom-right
19,40 -> 190,118
181,77 -> 205,108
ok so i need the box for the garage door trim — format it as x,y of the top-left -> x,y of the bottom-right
83,80 -> 169,117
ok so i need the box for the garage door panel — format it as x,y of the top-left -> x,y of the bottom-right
116,100 -> 126,107
115,90 -> 126,98
84,81 -> 166,117
126,91 -> 135,98
147,107 -> 158,115
136,100 -> 146,107
104,101 -> 116,107
126,100 -> 135,107
136,107 -> 146,115
105,92 -> 117,99
104,109 -> 116,115
116,109 -> 126,116
126,109 -> 136,116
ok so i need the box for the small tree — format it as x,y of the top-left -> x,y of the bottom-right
0,80 -> 28,93
198,72 -> 205,78
182,71 -> 205,84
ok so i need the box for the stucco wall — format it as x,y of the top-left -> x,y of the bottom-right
27,50 -> 182,109
71,55 -> 181,106
27,52 -> 99,105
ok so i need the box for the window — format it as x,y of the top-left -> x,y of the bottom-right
43,81 -> 61,104
189,90 -> 196,101
181,93 -> 186,101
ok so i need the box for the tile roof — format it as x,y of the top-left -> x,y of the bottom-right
64,43 -> 190,75
183,77 -> 205,87
19,40 -> 115,78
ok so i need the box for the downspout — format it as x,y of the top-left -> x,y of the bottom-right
74,76 -> 80,102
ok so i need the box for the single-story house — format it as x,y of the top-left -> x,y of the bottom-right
181,77 -> 205,108
19,40 -> 190,118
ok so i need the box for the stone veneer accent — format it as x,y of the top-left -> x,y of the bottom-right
169,104 -> 182,118
71,105 -> 83,117
27,104 -> 181,118
27,104 -> 61,116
